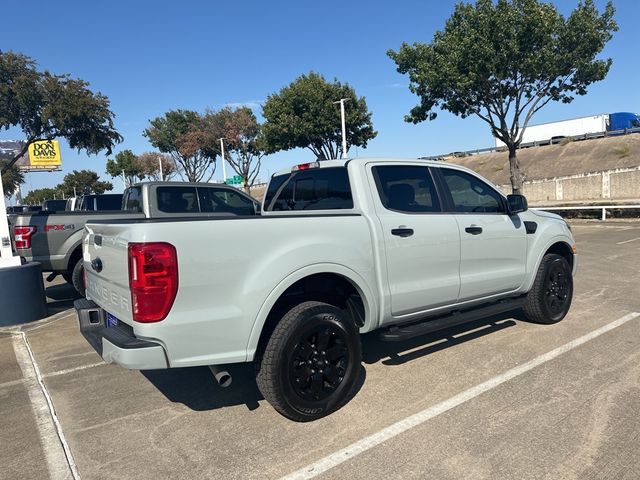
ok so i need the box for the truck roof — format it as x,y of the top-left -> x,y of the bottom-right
271,157 -> 450,178
131,181 -> 237,189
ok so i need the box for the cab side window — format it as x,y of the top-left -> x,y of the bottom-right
372,165 -> 441,213
441,169 -> 504,213
198,188 -> 256,215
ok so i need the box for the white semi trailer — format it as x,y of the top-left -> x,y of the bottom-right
495,112 -> 640,148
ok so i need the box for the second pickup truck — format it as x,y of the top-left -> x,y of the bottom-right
10,182 -> 260,294
77,158 -> 577,421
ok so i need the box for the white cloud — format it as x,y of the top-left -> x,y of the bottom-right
223,100 -> 264,110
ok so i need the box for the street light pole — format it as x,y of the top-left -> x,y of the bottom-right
158,156 -> 164,181
219,138 -> 227,183
333,98 -> 350,158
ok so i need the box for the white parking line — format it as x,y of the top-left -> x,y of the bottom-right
280,312 -> 640,480
12,332 -> 81,480
616,237 -> 640,245
43,361 -> 105,378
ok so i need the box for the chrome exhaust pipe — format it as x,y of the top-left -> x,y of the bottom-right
209,365 -> 232,388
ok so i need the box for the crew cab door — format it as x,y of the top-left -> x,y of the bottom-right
435,167 -> 527,301
368,163 -> 461,317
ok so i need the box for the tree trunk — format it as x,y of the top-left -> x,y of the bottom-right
508,145 -> 523,195
243,178 -> 250,194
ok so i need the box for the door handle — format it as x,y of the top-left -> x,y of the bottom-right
465,225 -> 483,235
391,228 -> 414,237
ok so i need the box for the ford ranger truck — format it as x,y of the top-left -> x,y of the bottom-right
76,158 -> 577,421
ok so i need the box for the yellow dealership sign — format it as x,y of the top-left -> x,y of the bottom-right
26,140 -> 62,169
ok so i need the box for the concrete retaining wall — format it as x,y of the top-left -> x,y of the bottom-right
498,166 -> 640,203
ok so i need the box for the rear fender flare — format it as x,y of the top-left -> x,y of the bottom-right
245,263 -> 377,362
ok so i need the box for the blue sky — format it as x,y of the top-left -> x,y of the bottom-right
2,0 -> 638,197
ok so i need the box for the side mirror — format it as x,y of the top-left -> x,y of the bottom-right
507,194 -> 528,214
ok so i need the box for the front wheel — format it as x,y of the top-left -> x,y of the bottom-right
256,301 -> 362,422
523,253 -> 573,324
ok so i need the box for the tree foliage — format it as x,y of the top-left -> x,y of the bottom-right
144,110 -> 219,182
1,160 -> 24,198
388,0 -> 617,193
106,149 -> 144,186
204,107 -> 264,192
0,51 -> 123,174
23,187 -> 62,205
106,149 -> 176,184
58,169 -> 113,197
136,151 -> 177,181
261,72 -> 377,160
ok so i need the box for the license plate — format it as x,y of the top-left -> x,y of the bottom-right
106,312 -> 119,328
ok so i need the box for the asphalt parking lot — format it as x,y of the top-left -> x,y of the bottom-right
1,222 -> 639,480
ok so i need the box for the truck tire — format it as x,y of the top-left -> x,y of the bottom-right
256,301 -> 362,422
523,253 -> 573,324
71,257 -> 85,297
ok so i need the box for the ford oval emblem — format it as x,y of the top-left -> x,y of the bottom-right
91,258 -> 103,273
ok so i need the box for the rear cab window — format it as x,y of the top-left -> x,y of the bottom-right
264,167 -> 353,212
123,187 -> 142,212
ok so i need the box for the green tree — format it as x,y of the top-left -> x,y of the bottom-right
204,107 -> 264,193
388,0 -> 617,193
58,170 -> 113,197
0,51 -> 123,174
106,149 -> 145,186
1,160 -> 24,198
261,72 -> 377,160
144,110 -> 219,182
23,187 -> 61,205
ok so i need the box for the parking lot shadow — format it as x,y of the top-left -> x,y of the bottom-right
45,282 -> 81,315
142,362 -> 367,414
361,312 -> 518,366
142,363 -> 264,412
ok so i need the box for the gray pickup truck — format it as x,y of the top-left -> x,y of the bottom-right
10,181 -> 260,294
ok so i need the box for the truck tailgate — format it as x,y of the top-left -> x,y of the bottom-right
83,223 -> 134,324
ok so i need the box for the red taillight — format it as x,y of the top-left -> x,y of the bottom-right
128,242 -> 178,323
14,226 -> 37,249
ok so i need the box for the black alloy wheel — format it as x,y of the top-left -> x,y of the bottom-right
544,262 -> 571,317
287,324 -> 350,402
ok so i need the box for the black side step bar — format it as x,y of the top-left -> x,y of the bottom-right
379,296 -> 526,342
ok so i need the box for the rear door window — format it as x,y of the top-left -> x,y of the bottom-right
198,188 -> 256,215
372,165 -> 441,213
264,167 -> 353,211
156,186 -> 199,213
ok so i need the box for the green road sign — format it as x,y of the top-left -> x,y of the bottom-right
225,175 -> 243,185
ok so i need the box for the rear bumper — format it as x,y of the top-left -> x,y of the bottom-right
74,298 -> 169,370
